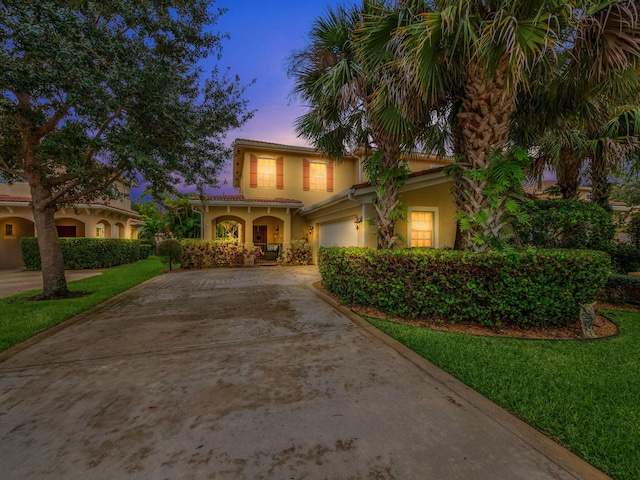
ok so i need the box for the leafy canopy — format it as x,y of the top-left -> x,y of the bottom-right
0,0 -> 253,203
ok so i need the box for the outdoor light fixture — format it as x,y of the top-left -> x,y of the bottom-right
354,215 -> 362,230
308,225 -> 314,234
275,225 -> 280,234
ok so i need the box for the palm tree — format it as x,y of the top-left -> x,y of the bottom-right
289,4 -> 434,249
364,0 -> 640,250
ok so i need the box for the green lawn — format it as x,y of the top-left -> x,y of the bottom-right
366,310 -> 640,480
0,257 -> 165,353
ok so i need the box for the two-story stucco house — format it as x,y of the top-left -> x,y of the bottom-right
191,139 -> 457,261
0,178 -> 141,269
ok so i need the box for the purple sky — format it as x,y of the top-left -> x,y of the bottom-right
206,0 -> 354,195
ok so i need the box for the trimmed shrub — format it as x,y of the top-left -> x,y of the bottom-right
279,239 -> 312,265
140,243 -> 154,260
156,239 -> 183,270
513,199 -> 615,251
607,243 -> 640,274
598,274 -> 640,305
318,247 -> 611,328
21,237 -> 141,270
180,239 -> 260,268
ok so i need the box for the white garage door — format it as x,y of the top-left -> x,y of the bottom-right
319,219 -> 358,247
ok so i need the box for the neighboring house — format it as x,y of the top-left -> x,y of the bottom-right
190,139 -> 457,261
0,178 -> 140,269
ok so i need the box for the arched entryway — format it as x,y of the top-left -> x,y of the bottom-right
213,216 -> 246,242
115,222 -> 125,239
252,216 -> 284,262
95,220 -> 110,238
0,216 -> 35,268
55,218 -> 85,238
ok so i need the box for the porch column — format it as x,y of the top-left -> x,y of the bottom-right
284,211 -> 292,250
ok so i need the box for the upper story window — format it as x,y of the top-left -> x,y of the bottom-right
309,162 -> 327,191
303,159 -> 333,192
258,157 -> 276,188
250,154 -> 283,189
410,210 -> 435,248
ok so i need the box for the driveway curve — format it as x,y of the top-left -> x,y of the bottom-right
0,267 -> 609,479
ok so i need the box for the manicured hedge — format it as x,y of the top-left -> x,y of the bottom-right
607,243 -> 640,274
180,239 -> 261,268
512,199 -> 615,251
21,237 -> 142,270
318,247 -> 611,328
598,274 -> 640,305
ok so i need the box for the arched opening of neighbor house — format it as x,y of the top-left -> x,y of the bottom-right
0,216 -> 35,268
55,218 -> 85,238
213,216 -> 245,242
252,215 -> 284,262
115,222 -> 125,239
95,220 -> 111,238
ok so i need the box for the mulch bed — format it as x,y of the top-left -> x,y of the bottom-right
314,282 -> 620,340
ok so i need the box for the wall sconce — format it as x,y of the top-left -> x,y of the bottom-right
354,215 -> 363,230
275,225 -> 280,234
308,225 -> 314,234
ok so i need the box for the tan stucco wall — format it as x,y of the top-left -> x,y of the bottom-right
396,181 -> 457,249
238,150 -> 360,203
0,217 -> 35,268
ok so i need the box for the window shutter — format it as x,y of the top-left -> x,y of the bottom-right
303,158 -> 310,191
327,161 -> 334,192
276,157 -> 284,189
250,154 -> 258,188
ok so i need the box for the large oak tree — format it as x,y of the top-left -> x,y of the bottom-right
0,0 -> 252,297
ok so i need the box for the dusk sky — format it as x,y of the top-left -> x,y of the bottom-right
206,0 -> 355,195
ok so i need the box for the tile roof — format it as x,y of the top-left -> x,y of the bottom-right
0,195 -> 139,216
351,165 -> 447,190
0,195 -> 31,203
205,195 -> 303,204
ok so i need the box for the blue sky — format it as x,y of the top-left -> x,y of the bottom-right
206,0 -> 353,194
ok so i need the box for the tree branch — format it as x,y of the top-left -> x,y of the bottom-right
84,106 -> 125,163
36,104 -> 72,138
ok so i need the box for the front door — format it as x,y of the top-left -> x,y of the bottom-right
253,225 -> 267,244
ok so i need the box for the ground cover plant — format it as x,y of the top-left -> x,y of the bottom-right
365,310 -> 640,480
0,257 -> 164,353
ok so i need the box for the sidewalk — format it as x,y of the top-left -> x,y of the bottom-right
0,267 -> 610,479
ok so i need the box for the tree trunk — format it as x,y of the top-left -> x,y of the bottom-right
26,169 -> 70,298
455,60 -> 516,251
373,165 -> 403,249
556,148 -> 582,200
590,153 -> 611,211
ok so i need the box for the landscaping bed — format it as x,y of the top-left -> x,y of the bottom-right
314,281 -> 618,340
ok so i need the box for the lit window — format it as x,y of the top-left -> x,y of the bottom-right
5,224 -> 13,236
410,211 -> 434,247
310,162 -> 327,191
258,157 -> 276,188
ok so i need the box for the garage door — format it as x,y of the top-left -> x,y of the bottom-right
319,219 -> 358,247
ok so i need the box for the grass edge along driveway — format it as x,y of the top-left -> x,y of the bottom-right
0,257 -> 165,353
365,310 -> 639,480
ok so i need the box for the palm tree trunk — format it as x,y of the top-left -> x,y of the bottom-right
556,148 -> 582,200
455,60 -> 516,251
590,153 -> 611,211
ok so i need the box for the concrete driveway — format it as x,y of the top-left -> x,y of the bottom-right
0,267 -> 609,479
